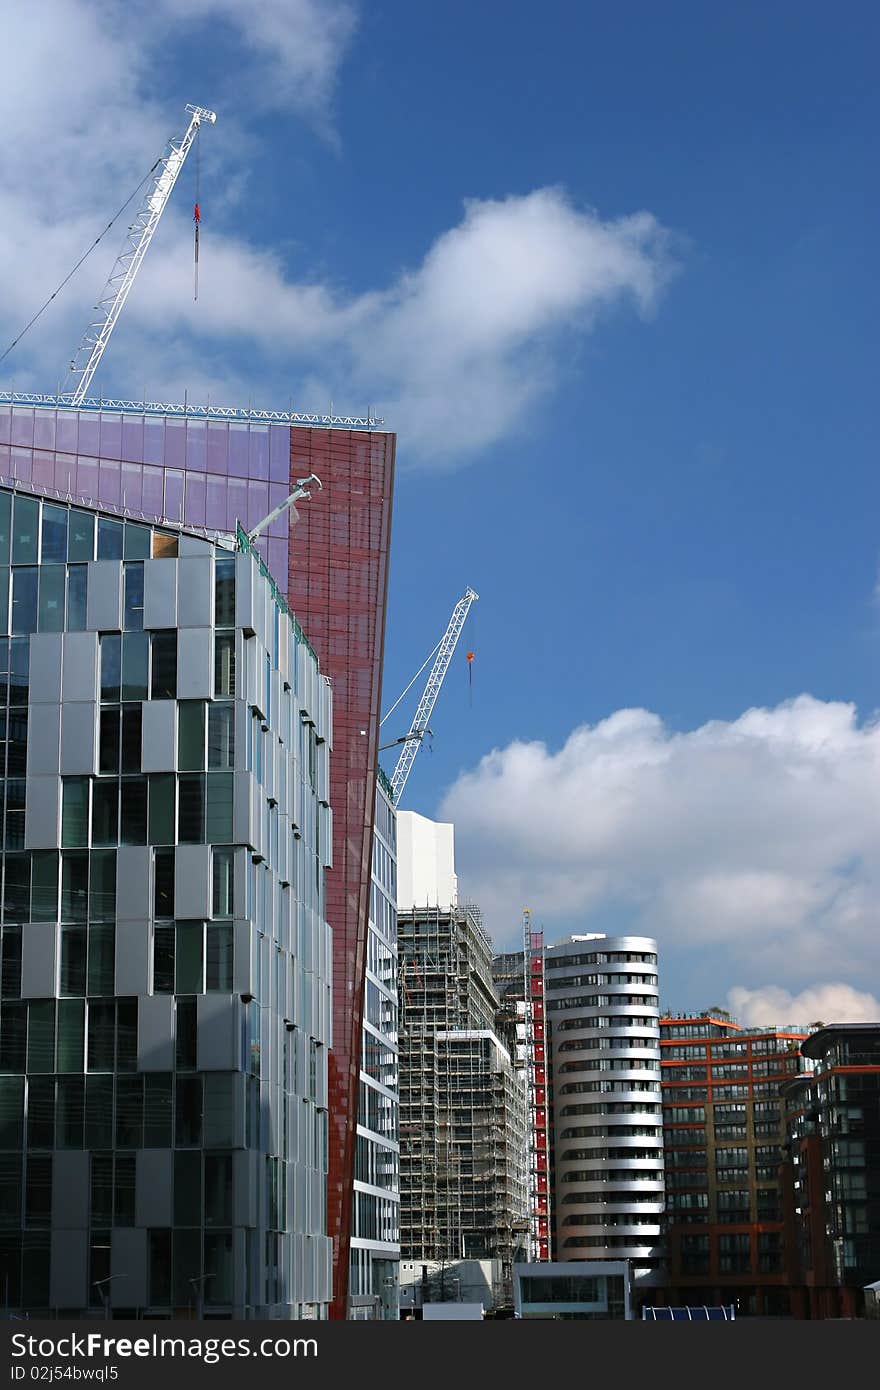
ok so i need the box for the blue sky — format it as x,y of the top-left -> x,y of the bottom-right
2,1 -> 878,1022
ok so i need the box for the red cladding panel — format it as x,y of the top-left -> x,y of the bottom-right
286,426 -> 395,1319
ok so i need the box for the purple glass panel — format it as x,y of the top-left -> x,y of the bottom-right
0,444 -> 10,479
32,449 -> 54,490
141,466 -> 164,519
164,470 -> 184,523
99,414 -> 122,460
267,484 -> 289,538
184,472 -> 207,528
248,426 -> 269,480
98,459 -> 121,507
244,482 -> 269,531
77,414 -> 99,457
206,423 -> 229,476
269,424 -> 291,482
76,456 -> 99,501
55,412 -> 78,452
33,412 -> 56,451
185,422 -> 207,472
0,407 -> 11,446
10,411 -> 33,447
164,419 -> 186,469
144,417 -> 165,466
121,462 -> 143,513
12,448 -> 33,483
225,476 -> 248,532
205,474 -> 228,530
121,416 -> 144,464
228,424 -> 249,478
54,454 -> 76,494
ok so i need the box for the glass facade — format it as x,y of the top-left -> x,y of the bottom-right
0,484 -> 333,1316
0,399 -> 397,1318
348,781 -> 400,1320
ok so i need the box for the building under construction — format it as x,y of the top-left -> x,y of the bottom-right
396,813 -> 528,1295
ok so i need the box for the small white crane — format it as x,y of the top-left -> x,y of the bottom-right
66,104 -> 216,404
246,474 -> 324,542
386,586 -> 479,805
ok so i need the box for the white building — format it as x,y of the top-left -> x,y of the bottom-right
545,934 -> 664,1286
396,809 -> 456,912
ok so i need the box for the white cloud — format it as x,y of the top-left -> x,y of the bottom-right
729,983 -> 880,1028
438,695 -> 880,992
0,2 -> 676,464
159,0 -> 358,123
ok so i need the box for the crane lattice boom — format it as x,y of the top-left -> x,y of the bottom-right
390,586 -> 478,804
67,104 -> 217,404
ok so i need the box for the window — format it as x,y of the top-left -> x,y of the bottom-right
149,775 -> 175,845
87,924 -> 115,996
178,703 -> 206,771
97,518 -> 123,560
38,566 -> 65,632
214,633 -> 235,697
178,775 -> 205,843
206,924 -> 233,991
11,568 -> 37,633
90,851 -> 116,922
62,779 -> 89,848
66,566 -> 87,630
121,632 -> 148,701
40,505 -> 67,563
68,511 -> 95,563
176,925 -> 203,994
208,704 -> 235,769
120,779 -> 147,844
154,849 -> 174,919
150,632 -> 177,699
92,781 -> 118,846
212,849 -> 234,918
100,635 -> 121,702
214,556 -> 235,626
12,495 -> 38,564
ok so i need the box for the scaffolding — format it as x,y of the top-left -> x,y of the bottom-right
397,904 -> 528,1297
491,917 -> 551,1262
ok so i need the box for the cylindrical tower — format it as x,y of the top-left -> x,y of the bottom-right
546,934 -> 664,1280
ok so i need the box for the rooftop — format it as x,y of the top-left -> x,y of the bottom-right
1,389 -> 384,432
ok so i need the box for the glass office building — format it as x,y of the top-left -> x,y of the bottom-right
0,482 -> 333,1316
0,396 -> 396,1316
348,777 -> 400,1319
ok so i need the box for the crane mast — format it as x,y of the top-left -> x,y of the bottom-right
66,104 -> 216,404
389,586 -> 478,804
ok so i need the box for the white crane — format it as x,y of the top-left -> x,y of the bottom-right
66,104 -> 216,404
385,586 -> 478,805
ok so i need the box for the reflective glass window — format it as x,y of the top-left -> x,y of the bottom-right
37,567 -> 64,632
66,565 -> 87,630
11,568 -> 37,634
12,495 -> 38,564
96,518 -> 123,560
68,511 -> 95,562
41,506 -> 67,563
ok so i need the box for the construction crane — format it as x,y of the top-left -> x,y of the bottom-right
386,586 -> 478,805
66,104 -> 217,404
246,474 -> 323,542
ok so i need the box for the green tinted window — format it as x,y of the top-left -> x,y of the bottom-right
149,775 -> 175,844
68,511 -> 95,563
178,702 -> 206,771
62,779 -> 89,847
12,495 -> 39,564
